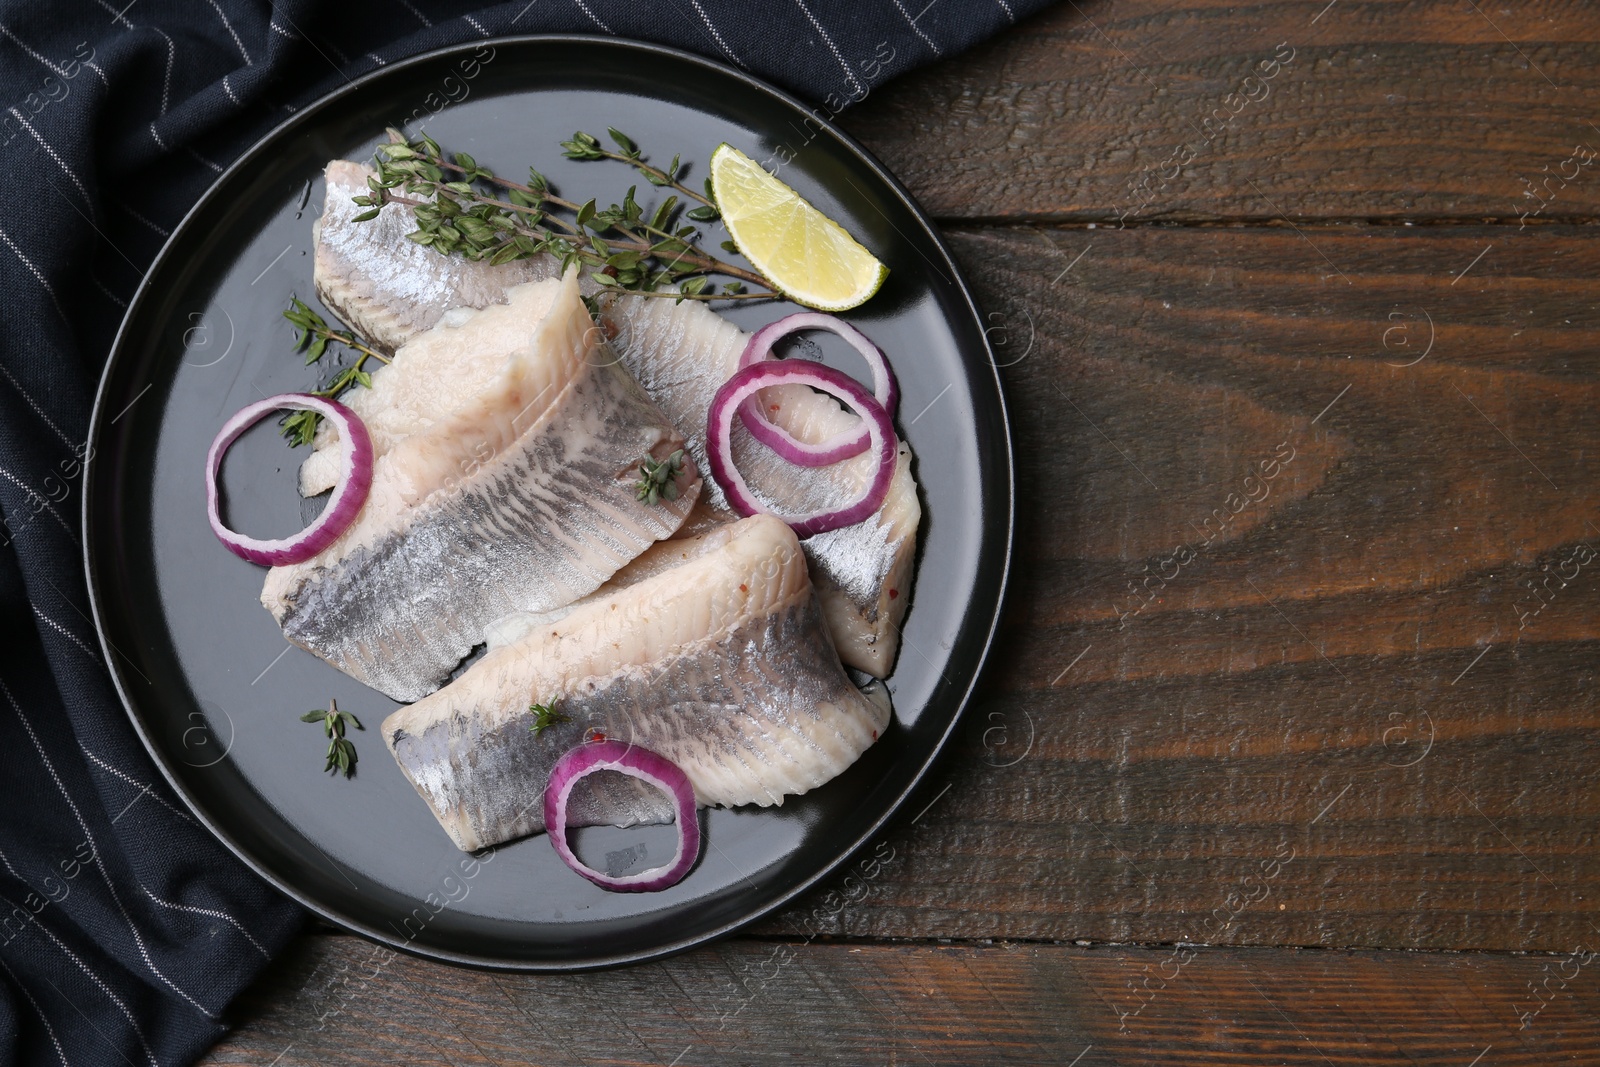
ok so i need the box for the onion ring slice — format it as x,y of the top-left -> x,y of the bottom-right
543,739 -> 701,892
735,312 -> 898,467
206,393 -> 372,567
707,361 -> 896,538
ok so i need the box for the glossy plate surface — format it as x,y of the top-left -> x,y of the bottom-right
85,36 -> 1012,970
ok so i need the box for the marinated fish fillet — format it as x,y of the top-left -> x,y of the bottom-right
305,159 -> 919,675
263,269 -> 701,702
296,285 -> 562,496
384,515 -> 891,852
603,295 -> 921,678
314,160 -> 555,352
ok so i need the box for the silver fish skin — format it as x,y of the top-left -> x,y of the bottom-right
384,515 -> 891,852
602,294 -> 921,678
314,160 -> 555,352
265,269 -> 701,702
305,162 -> 920,678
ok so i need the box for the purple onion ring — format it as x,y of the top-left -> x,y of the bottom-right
206,393 -> 373,566
543,739 -> 701,893
736,313 -> 897,467
707,361 -> 897,538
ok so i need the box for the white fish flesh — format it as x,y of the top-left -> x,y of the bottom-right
602,295 -> 921,678
313,160 -> 556,352
383,514 -> 891,852
296,283 -> 563,496
303,164 -> 922,677
262,270 -> 701,702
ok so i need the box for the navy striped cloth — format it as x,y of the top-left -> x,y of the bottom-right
0,1 -> 1047,1064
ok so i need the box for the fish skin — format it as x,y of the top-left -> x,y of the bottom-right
297,285 -> 565,496
601,294 -> 921,677
306,162 -> 920,677
384,515 -> 890,852
266,269 -> 701,702
314,160 -> 555,352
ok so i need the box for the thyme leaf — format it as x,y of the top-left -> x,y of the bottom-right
529,701 -> 570,735
636,448 -> 685,506
301,698 -> 363,778
361,129 -> 772,304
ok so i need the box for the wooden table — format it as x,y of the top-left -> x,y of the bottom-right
202,2 -> 1600,1062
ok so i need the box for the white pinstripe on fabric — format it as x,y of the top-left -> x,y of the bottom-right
29,609 -> 96,659
0,223 -> 65,319
464,13 -> 490,37
9,109 -> 94,208
572,0 -> 613,34
0,887 -> 159,1067
152,28 -> 174,113
92,0 -> 136,30
396,0 -> 433,26
141,888 -> 271,958
0,467 -> 76,542
0,362 -> 73,449
82,60 -> 109,87
203,0 -> 251,64
995,0 -> 1015,20
185,146 -> 224,174
82,751 -> 198,828
892,0 -> 942,55
268,21 -> 298,39
0,676 -> 217,1021
790,0 -> 864,94
91,276 -> 126,309
0,22 -> 68,76
685,0 -> 747,69
115,201 -> 168,237
0,952 -> 69,1067
220,72 -> 241,105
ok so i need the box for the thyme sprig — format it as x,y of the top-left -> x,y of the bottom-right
529,701 -> 570,735
360,129 -> 770,304
560,128 -> 718,216
636,448 -> 686,506
281,298 -> 390,446
300,698 -> 363,778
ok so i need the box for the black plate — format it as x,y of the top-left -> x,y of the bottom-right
85,36 -> 1012,970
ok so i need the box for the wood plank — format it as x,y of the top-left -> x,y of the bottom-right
841,0 -> 1600,222
204,934 -> 1600,1065
733,221 -> 1600,951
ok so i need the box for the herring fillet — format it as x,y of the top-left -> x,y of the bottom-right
603,295 -> 921,678
305,161 -> 920,677
314,160 -> 555,352
264,269 -> 702,702
297,285 -> 563,497
383,515 -> 891,852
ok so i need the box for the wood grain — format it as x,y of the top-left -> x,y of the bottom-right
201,934 -> 1600,1065
842,0 -> 1600,223
731,222 -> 1600,952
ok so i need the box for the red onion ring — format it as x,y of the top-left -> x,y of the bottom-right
544,739 -> 701,892
206,393 -> 372,566
736,313 -> 898,467
707,361 -> 897,538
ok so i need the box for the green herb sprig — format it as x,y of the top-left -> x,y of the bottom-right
300,698 -> 363,778
636,449 -> 686,506
560,127 -> 720,221
281,299 -> 391,446
360,129 -> 769,304
529,700 -> 570,735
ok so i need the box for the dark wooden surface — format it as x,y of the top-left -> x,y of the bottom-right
206,2 -> 1600,1062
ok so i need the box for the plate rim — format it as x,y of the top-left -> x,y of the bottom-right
83,33 -> 1015,971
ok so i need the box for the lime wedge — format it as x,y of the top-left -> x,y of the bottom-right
710,143 -> 888,311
